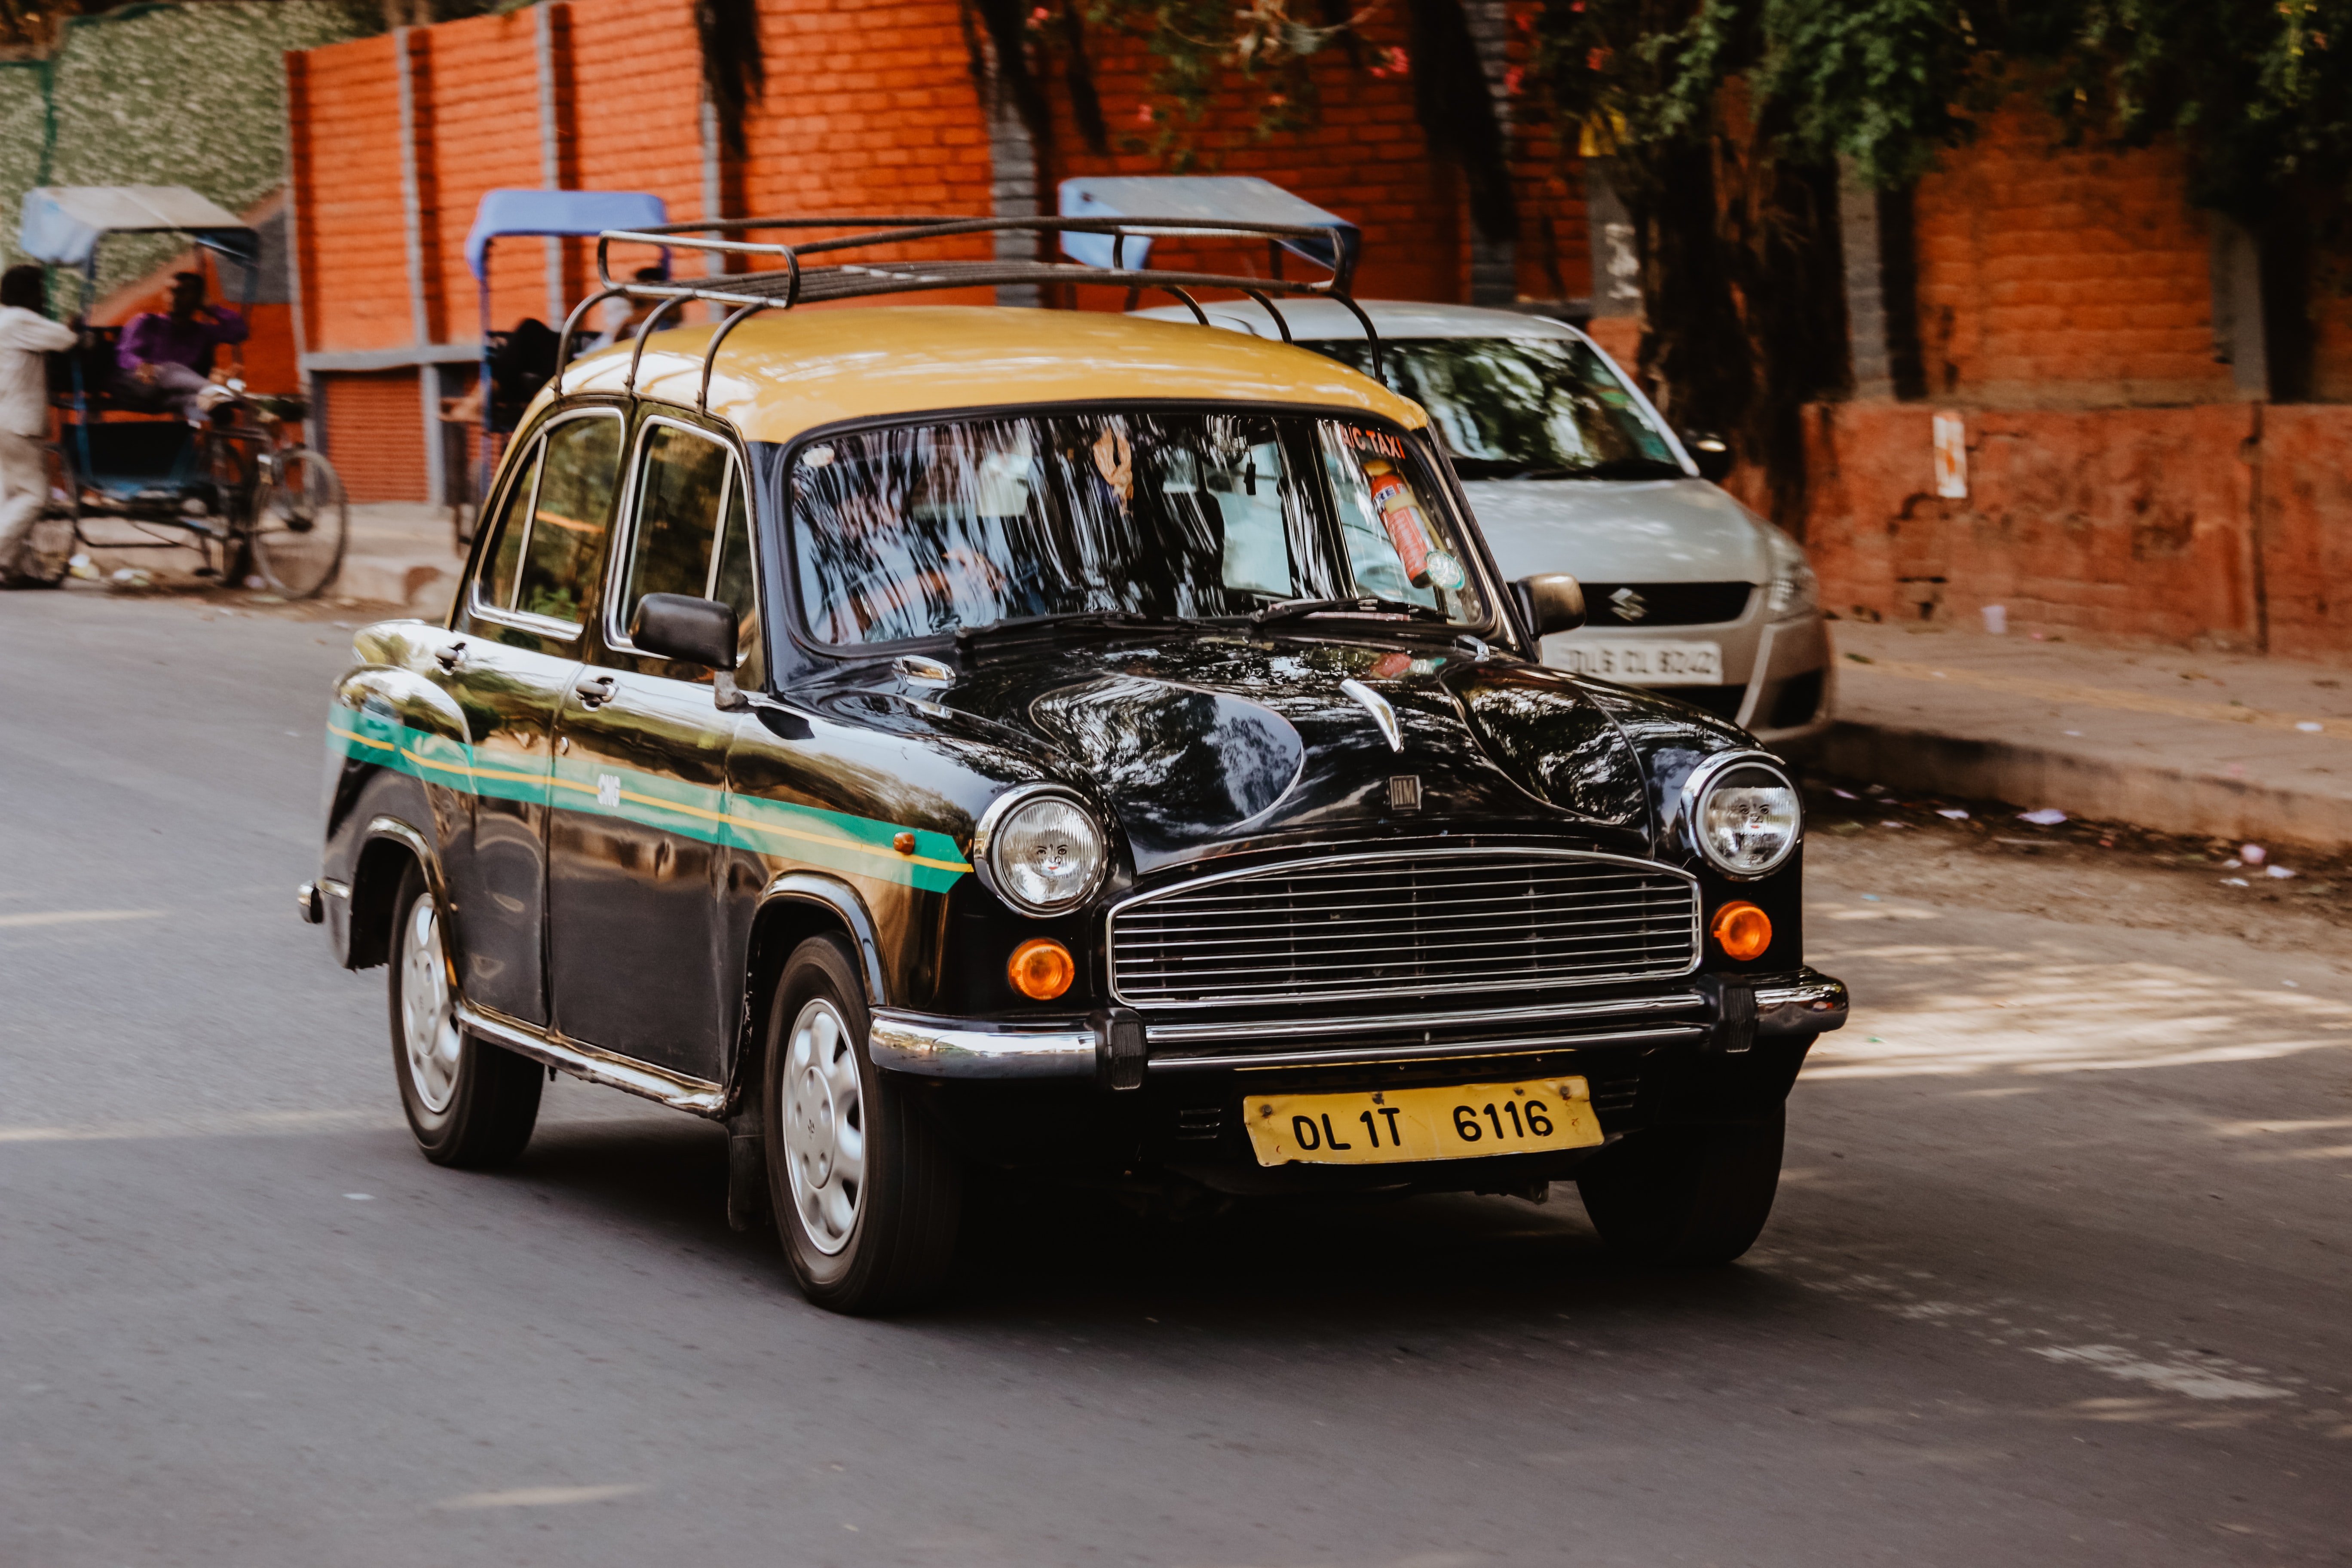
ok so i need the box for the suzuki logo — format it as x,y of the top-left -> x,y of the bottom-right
1610,587 -> 1649,622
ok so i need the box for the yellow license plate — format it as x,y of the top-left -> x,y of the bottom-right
1240,1078 -> 1604,1167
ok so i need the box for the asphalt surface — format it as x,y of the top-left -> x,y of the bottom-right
4,588 -> 2348,1567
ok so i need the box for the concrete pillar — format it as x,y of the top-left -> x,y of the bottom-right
978,29 -> 1040,309
1460,0 -> 1515,306
1837,161 -> 1923,401
2209,212 -> 2270,399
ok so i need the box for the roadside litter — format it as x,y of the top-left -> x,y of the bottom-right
2018,808 -> 2068,826
2241,844 -> 2268,864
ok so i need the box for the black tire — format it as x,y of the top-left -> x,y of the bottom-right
387,860 -> 542,1168
763,935 -> 960,1314
1575,1106 -> 1784,1266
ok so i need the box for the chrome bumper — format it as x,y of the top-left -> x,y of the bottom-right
1755,973 -> 1848,1035
868,1011 -> 1099,1078
870,972 -> 1845,1081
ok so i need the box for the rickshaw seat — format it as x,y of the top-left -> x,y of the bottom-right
69,419 -> 198,493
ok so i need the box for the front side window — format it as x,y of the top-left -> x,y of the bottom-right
789,411 -> 1488,647
614,419 -> 763,678
1314,337 -> 1682,481
511,413 -> 623,625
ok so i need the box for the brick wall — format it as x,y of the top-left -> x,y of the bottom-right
1909,106 -> 2230,408
292,36 -> 411,355
1800,401 -> 2352,662
423,10 -> 546,336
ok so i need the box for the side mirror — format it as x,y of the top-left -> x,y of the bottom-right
1515,573 -> 1586,638
631,593 -> 748,710
1681,431 -> 1733,483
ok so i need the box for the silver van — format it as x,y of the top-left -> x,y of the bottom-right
1134,298 -> 1834,754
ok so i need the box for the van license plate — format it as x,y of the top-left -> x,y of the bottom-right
1550,638 -> 1723,686
1241,1078 -> 1603,1167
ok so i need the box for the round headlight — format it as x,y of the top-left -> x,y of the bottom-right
1687,756 -> 1801,878
975,787 -> 1107,914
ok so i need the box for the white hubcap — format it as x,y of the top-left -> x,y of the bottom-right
781,999 -> 865,1256
399,893 -> 461,1113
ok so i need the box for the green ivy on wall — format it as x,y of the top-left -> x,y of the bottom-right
0,2 -> 370,295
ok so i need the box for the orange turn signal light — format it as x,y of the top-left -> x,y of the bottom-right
1709,901 -> 1773,962
1008,938 -> 1076,1001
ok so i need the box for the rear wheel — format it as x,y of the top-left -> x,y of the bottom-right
1575,1107 -> 1784,1265
250,446 -> 349,598
764,935 -> 960,1314
388,861 -> 541,1167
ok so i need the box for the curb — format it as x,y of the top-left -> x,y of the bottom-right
1817,720 -> 2352,850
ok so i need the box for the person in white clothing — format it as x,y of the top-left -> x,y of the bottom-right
0,266 -> 77,585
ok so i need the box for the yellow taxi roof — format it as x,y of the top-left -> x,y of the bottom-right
554,305 -> 1428,443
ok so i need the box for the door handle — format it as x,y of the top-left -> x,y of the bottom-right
433,639 -> 467,672
574,675 -> 617,707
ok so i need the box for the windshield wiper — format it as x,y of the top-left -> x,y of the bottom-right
952,609 -> 1201,652
1508,458 -> 1687,482
1250,595 -> 1452,627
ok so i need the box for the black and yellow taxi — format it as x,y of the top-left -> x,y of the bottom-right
298,215 -> 1847,1314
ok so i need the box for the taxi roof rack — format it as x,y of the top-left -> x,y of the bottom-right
553,213 -> 1382,414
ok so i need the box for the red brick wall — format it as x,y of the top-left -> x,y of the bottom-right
1799,401 -> 2352,662
322,369 -> 427,502
424,10 -> 547,336
294,36 -> 412,355
730,0 -> 996,293
1909,104 -> 2231,408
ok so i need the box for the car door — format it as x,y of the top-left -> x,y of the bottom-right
543,413 -> 761,1081
426,405 -> 624,1025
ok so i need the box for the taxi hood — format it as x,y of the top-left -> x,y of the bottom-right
821,635 -> 1667,875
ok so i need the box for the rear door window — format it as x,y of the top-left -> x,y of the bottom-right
616,421 -> 734,642
473,442 -> 543,612
511,413 -> 623,625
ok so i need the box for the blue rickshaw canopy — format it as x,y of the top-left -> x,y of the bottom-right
20,185 -> 256,269
1055,176 -> 1359,273
464,189 -> 670,281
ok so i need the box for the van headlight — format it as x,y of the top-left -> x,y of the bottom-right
1763,526 -> 1818,619
1683,753 -> 1801,878
973,785 -> 1108,914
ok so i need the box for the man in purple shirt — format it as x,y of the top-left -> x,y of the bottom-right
114,270 -> 245,420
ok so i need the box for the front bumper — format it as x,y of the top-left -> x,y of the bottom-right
869,968 -> 1847,1082
1541,611 -> 1835,758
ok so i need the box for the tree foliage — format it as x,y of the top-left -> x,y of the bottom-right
1528,0 -> 2352,518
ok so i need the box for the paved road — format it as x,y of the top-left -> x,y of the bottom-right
4,591 -> 2347,1567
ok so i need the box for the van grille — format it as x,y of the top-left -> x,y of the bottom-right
1109,849 -> 1699,1009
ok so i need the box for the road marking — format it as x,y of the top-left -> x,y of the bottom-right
1849,657 -> 2340,737
2031,1344 -> 2291,1401
435,1484 -> 646,1510
0,1109 -> 386,1143
0,909 -> 165,929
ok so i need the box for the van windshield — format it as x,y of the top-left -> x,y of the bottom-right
1311,337 -> 1685,482
787,411 -> 1491,647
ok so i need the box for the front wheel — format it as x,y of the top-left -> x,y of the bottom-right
763,935 -> 960,1314
250,446 -> 349,598
1575,1107 -> 1785,1266
388,861 -> 541,1167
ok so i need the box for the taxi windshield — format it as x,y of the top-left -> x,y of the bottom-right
786,411 -> 1490,647
1311,337 -> 1684,482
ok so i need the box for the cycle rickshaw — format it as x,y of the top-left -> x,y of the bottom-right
20,185 -> 348,597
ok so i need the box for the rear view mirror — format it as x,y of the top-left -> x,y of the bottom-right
1681,431 -> 1733,483
1515,573 -> 1586,638
632,593 -> 738,669
631,593 -> 749,710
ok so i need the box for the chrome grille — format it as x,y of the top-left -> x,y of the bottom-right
1109,849 -> 1699,1008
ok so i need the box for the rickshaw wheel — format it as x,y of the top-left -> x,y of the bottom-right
249,447 -> 350,599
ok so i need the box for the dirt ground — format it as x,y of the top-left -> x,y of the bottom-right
1804,777 -> 2352,962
